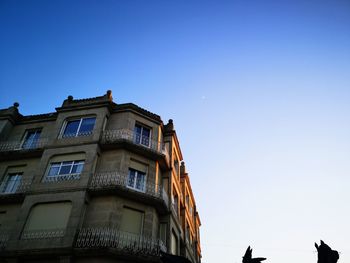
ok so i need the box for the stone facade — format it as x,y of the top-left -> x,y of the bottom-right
0,91 -> 201,263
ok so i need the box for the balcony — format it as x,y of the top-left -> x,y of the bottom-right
75,227 -> 166,256
0,138 -> 48,161
0,177 -> 32,202
90,171 -> 169,213
100,129 -> 170,168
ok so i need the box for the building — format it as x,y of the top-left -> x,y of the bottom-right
0,91 -> 201,263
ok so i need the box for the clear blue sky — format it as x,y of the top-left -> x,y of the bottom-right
1,1 -> 350,262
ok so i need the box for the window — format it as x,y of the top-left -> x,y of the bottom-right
171,231 -> 178,255
45,160 -> 84,182
62,117 -> 95,138
133,124 -> 151,147
173,153 -> 180,178
21,130 -> 41,149
186,226 -> 191,244
22,202 -> 72,239
0,173 -> 22,194
120,207 -> 144,235
127,168 -> 146,192
159,223 -> 167,245
172,194 -> 178,215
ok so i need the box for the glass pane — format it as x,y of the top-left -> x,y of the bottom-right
59,164 -> 72,175
33,131 -> 41,140
134,125 -> 142,135
78,117 -> 95,135
22,130 -> 41,149
141,127 -> 150,146
71,161 -> 84,174
3,174 -> 22,193
141,127 -> 150,137
48,165 -> 60,177
63,120 -> 80,137
136,172 -> 145,191
134,125 -> 142,144
127,169 -> 136,188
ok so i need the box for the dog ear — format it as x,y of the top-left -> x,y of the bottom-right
321,240 -> 325,245
315,243 -> 319,251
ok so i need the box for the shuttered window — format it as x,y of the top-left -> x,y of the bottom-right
171,231 -> 178,255
23,202 -> 72,235
120,207 -> 144,235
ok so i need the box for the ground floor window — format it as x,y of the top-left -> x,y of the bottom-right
22,202 -> 72,239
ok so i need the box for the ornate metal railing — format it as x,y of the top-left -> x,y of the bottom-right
0,138 -> 48,152
0,177 -> 32,195
75,228 -> 166,256
21,228 -> 66,239
61,130 -> 93,138
101,129 -> 168,156
90,171 -> 169,205
0,231 -> 9,249
42,173 -> 81,183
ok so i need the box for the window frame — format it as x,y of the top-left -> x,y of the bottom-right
22,201 -> 72,239
0,172 -> 23,194
20,129 -> 42,150
60,116 -> 96,138
133,123 -> 152,147
126,168 -> 147,193
171,192 -> 179,216
120,206 -> 145,235
44,160 -> 84,182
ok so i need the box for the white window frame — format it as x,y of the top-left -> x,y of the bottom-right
44,160 -> 84,182
126,168 -> 147,193
0,173 -> 22,194
133,123 -> 152,147
60,117 -> 96,138
20,129 -> 42,149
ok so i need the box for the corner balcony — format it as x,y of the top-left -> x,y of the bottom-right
89,171 -> 169,213
0,138 -> 48,161
75,227 -> 166,257
0,177 -> 32,203
100,129 -> 170,169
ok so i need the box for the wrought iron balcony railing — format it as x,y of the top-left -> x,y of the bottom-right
0,138 -> 48,152
42,173 -> 81,183
101,129 -> 169,157
21,228 -> 66,239
0,177 -> 32,195
75,227 -> 166,256
61,130 -> 93,138
0,231 -> 9,249
90,171 -> 169,205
